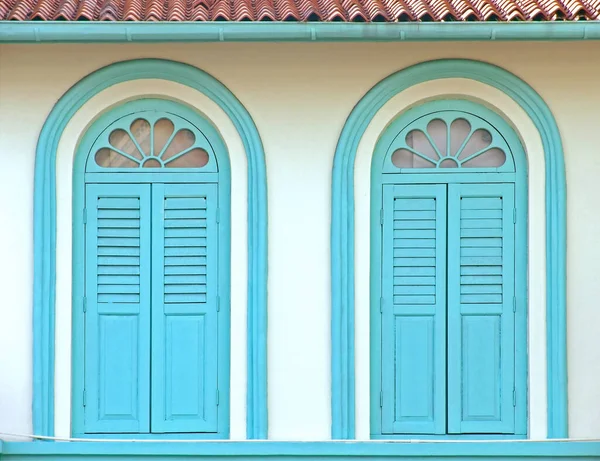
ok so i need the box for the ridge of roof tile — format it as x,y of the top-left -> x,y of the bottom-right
0,0 -> 598,21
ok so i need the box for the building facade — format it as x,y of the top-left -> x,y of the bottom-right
0,11 -> 600,459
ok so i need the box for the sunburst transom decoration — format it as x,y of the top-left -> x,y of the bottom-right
385,110 -> 514,172
87,110 -> 216,172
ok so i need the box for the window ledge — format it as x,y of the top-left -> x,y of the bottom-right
370,434 -> 527,440
71,432 -> 225,440
1,440 -> 600,459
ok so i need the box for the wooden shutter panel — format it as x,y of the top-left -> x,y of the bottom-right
151,183 -> 219,433
447,183 -> 516,434
381,184 -> 447,435
84,184 -> 151,433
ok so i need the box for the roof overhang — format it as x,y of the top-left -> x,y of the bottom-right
1,21 -> 600,43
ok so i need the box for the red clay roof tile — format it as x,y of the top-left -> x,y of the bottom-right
0,0 -> 598,20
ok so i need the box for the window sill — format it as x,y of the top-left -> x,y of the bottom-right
71,432 -> 225,440
1,440 -> 599,459
370,434 -> 527,440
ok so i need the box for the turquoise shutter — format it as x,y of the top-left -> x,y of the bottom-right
447,183 -> 516,434
381,184 -> 447,435
84,184 -> 151,433
151,183 -> 219,433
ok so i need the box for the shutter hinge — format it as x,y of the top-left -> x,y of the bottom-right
513,388 -> 516,407
380,209 -> 384,226
83,297 -> 87,313
216,389 -> 220,406
380,391 -> 383,408
513,208 -> 517,224
83,390 -> 87,407
216,207 -> 220,224
513,296 -> 516,313
216,296 -> 220,312
83,208 -> 87,224
379,297 -> 384,313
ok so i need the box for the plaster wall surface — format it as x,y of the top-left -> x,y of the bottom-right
0,42 -> 599,440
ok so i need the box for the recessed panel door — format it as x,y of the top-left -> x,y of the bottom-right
84,183 -> 152,433
446,183 -> 516,434
381,184 -> 447,435
150,183 -> 220,433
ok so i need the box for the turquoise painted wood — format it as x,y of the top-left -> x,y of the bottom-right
72,99 -> 232,438
446,183 -> 516,434
370,100 -> 527,439
3,440 -> 600,459
381,184 -> 447,435
34,59 -> 262,439
83,184 -> 152,433
334,59 -> 564,440
151,183 -> 219,433
2,21 -> 600,43
84,110 -> 219,174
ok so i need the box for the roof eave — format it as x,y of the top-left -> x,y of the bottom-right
1,21 -> 600,43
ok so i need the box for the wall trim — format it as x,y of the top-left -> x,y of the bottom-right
1,21 -> 600,43
330,59 -> 567,439
2,441 -> 600,458
32,58 -> 268,439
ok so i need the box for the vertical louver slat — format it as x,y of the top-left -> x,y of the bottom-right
447,183 -> 516,435
381,184 -> 447,435
151,183 -> 219,433
84,184 -> 151,434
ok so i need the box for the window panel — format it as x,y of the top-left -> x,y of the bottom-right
374,101 -> 525,439
151,184 -> 219,433
381,184 -> 447,435
84,184 -> 152,434
77,100 -> 228,438
447,183 -> 516,434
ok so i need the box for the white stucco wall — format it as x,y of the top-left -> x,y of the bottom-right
0,42 -> 599,441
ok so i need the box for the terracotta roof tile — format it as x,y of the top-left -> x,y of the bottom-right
190,0 -> 210,20
255,0 -> 277,21
73,0 -> 99,20
1,0 -> 598,20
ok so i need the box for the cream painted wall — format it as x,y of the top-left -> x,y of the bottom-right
0,42 -> 599,441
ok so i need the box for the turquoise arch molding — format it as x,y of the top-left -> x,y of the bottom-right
331,59 -> 567,440
32,58 -> 268,439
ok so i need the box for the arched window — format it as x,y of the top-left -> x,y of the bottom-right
371,100 -> 527,438
71,99 -> 230,439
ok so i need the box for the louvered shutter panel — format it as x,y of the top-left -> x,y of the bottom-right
447,183 -> 516,434
151,183 -> 219,433
381,184 -> 447,435
84,184 -> 151,433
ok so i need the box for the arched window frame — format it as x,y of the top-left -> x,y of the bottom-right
330,59 -> 567,440
71,98 -> 231,439
32,59 -> 268,440
370,99 -> 528,439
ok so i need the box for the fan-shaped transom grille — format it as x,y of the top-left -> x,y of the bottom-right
87,109 -> 217,173
385,109 -> 514,173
